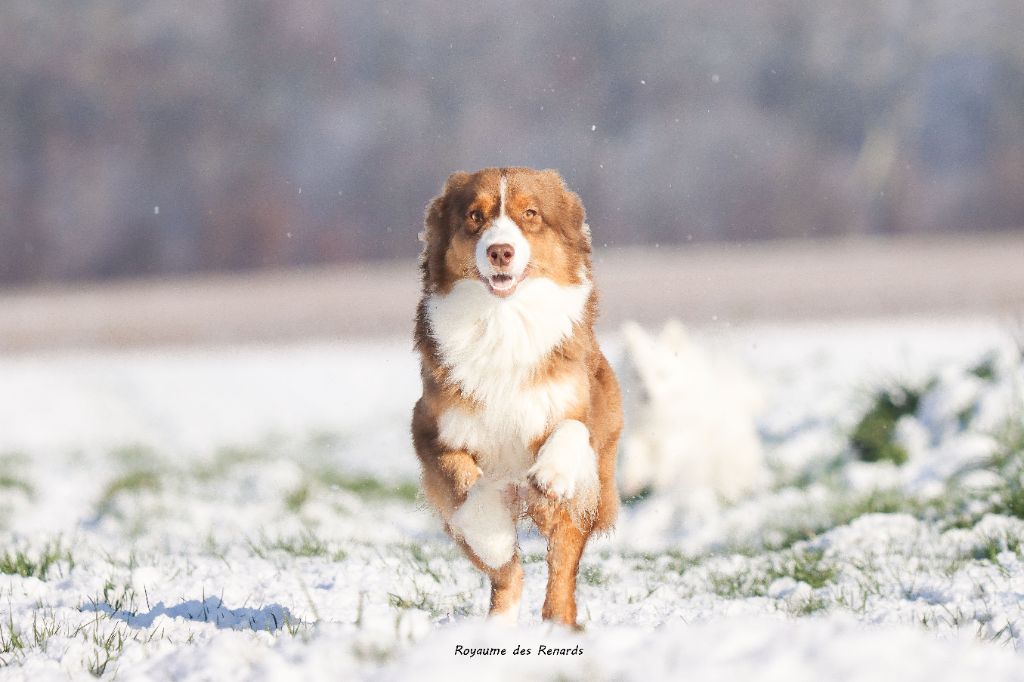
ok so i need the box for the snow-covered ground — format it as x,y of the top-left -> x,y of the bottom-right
1,316 -> 1023,680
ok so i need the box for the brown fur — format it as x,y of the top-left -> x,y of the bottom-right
411,167 -> 622,628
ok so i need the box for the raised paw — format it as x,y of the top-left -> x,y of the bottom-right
526,420 -> 598,504
440,451 -> 483,500
527,458 -> 575,501
457,465 -> 484,496
449,481 -> 518,569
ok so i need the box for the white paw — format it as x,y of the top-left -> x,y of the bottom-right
449,481 -> 517,569
528,459 -> 576,500
527,420 -> 598,503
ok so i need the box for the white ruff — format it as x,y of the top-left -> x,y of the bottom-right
427,276 -> 592,479
427,276 -> 591,401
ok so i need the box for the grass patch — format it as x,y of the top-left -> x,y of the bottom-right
790,594 -> 829,616
771,548 -> 836,589
0,453 -> 33,501
192,445 -> 268,482
285,483 -> 311,512
0,539 -> 74,580
387,591 -> 436,613
580,564 -> 609,586
28,609 -> 62,651
0,475 -> 32,498
621,486 -> 653,507
708,567 -> 767,598
707,548 -> 836,600
250,530 -> 346,561
110,444 -> 157,468
832,489 -> 912,525
400,543 -> 443,583
96,469 -> 162,516
80,614 -> 128,678
762,488 -> 915,551
0,613 -> 26,663
306,431 -> 349,452
965,417 -> 1024,523
970,534 -> 1023,562
317,471 -> 418,503
967,352 -> 999,381
387,584 -> 474,620
850,384 -> 922,465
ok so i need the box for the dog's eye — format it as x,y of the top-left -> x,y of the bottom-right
468,209 -> 484,224
523,209 -> 538,219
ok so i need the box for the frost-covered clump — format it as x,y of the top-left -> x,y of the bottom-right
847,345 -> 1024,500
618,321 -> 766,507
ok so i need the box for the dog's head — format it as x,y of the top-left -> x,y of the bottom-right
420,167 -> 591,297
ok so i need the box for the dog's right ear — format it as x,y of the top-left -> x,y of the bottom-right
419,171 -> 471,245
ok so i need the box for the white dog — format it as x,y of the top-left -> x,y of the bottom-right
618,320 -> 765,505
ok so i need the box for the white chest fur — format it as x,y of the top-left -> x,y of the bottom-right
427,276 -> 591,480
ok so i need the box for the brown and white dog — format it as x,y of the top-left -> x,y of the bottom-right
412,167 -> 622,628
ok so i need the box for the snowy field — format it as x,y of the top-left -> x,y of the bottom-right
1,316 -> 1023,680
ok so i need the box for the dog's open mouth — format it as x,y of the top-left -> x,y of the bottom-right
484,272 -> 526,298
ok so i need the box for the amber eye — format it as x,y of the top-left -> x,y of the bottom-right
469,209 -> 484,224
523,209 -> 538,219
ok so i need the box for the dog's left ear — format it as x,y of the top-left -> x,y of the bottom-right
540,169 -> 589,247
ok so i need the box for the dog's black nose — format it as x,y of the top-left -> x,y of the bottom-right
487,243 -> 515,268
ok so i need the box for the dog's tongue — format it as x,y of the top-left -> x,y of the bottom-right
490,274 -> 515,291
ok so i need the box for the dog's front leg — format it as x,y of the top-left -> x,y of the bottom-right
526,419 -> 599,628
448,474 -> 522,623
449,478 -> 520,570
419,446 -> 523,622
452,518 -> 523,624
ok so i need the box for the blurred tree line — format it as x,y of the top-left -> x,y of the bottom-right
1,0 -> 1023,284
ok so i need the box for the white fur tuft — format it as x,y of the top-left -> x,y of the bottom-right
449,481 -> 518,569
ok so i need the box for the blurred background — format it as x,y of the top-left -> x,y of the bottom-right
2,0 -> 1023,348
6,4 -> 1024,673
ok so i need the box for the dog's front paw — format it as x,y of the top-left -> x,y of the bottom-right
527,420 -> 598,505
527,458 -> 576,501
439,451 -> 483,501
455,464 -> 484,498
450,482 -> 518,569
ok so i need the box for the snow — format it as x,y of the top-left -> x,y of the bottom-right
1,316 -> 1023,679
